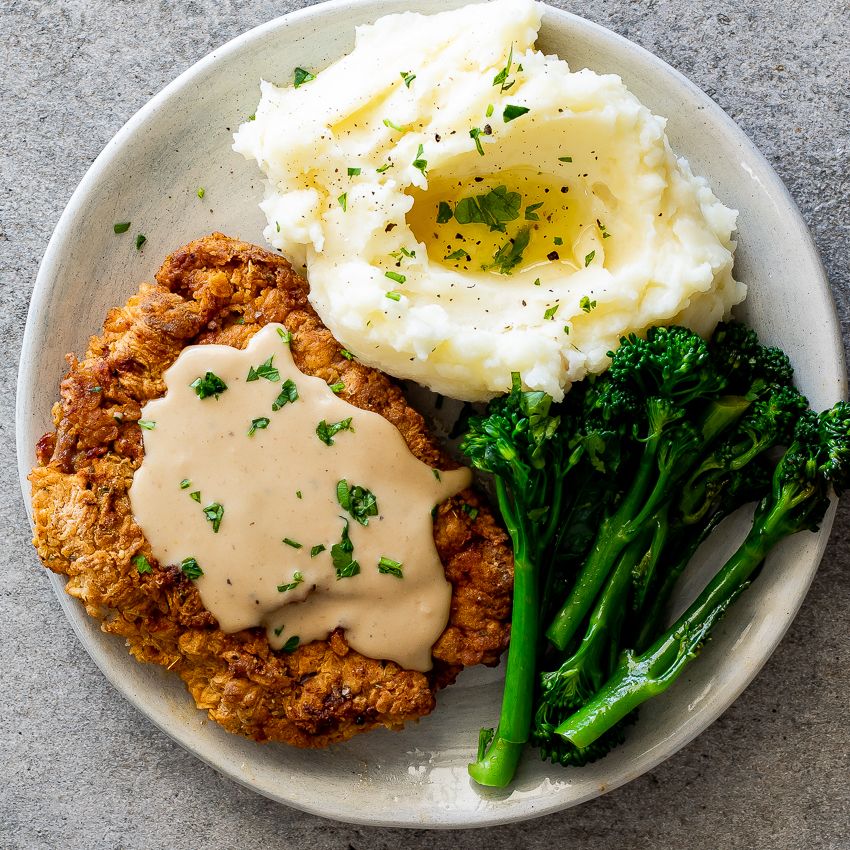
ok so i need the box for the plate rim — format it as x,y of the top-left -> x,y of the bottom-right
15,0 -> 847,828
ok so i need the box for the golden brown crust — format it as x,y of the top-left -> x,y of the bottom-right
29,233 -> 512,747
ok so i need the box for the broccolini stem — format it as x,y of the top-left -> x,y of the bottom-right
545,430 -> 662,650
468,477 -> 540,787
554,501 -> 791,749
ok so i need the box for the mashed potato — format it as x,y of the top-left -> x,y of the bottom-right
234,0 -> 744,402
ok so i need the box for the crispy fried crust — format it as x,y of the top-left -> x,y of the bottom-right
29,233 -> 512,747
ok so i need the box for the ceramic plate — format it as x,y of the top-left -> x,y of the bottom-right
16,0 -> 845,828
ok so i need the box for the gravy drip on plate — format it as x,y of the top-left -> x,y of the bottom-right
129,324 -> 470,671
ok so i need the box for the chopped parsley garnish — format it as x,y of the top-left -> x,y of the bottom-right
329,381 -> 345,394
190,371 -> 227,400
248,113 -> 256,121
296,490 -> 302,499
338,192 -> 348,211
274,625 -> 284,637
180,479 -> 191,489
383,118 -> 407,133
412,144 -> 427,175
282,538 -> 302,549
544,302 -> 560,320
486,103 -> 494,118
553,236 -> 563,246
469,127 -> 485,156
138,419 -> 155,430
339,349 -> 354,360
276,327 -> 292,344
347,166 -> 361,176
580,295 -> 597,313
493,45 -> 516,92
310,544 -> 326,558
524,202 -> 543,221
203,502 -> 224,533
376,162 -> 393,174
189,491 -> 201,502
277,571 -> 304,593
316,417 -> 354,446
533,278 -> 541,286
276,221 -> 281,232
331,520 -> 360,579
385,291 -> 401,302
461,503 -> 480,521
564,325 -> 571,335
247,356 -> 280,382
503,104 -> 530,123
454,185 -> 521,233
180,557 -> 203,579
272,379 -> 299,411
197,187 -> 205,199
490,226 -> 531,275
281,635 -> 300,653
385,270 -> 406,284
437,201 -> 454,224
293,66 -> 315,87
377,556 -> 404,578
113,221 -> 131,234
400,70 -> 416,87
584,250 -> 596,267
248,416 -> 270,436
133,554 -> 152,574
558,155 -> 573,163
445,249 -> 470,262
336,480 -> 379,526
135,233 -> 146,250
597,219 -> 611,238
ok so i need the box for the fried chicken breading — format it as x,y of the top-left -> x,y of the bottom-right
29,233 -> 513,747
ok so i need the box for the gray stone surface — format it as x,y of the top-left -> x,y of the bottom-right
1,0 -> 848,847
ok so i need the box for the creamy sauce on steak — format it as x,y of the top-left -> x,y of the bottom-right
129,323 -> 470,671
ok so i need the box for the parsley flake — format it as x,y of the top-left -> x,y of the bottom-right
133,554 -> 152,574
180,557 -> 203,579
377,556 -> 404,578
247,356 -> 280,382
400,70 -> 416,87
454,185 -> 521,233
385,291 -> 401,302
135,233 -> 146,250
138,419 -> 155,430
282,538 -> 302,550
503,104 -> 530,123
461,503 -> 480,521
277,571 -> 303,593
316,417 -> 354,446
197,187 -> 205,199
383,118 -> 407,133
437,201 -> 453,224
486,103 -> 494,118
276,327 -> 292,344
444,249 -> 470,262
544,303 -> 560,320
281,635 -> 300,653
580,295 -> 597,313
490,226 -> 531,275
190,371 -> 227,400
412,144 -> 427,175
558,155 -> 573,163
493,45 -> 516,92
331,520 -> 360,579
329,381 -> 345,394
179,479 -> 191,489
248,416 -> 270,436
189,491 -> 201,502
347,166 -> 361,177
336,480 -> 379,526
272,379 -> 299,411
524,202 -> 543,221
113,221 -> 131,234
385,270 -> 406,284
584,250 -> 596,267
310,544 -> 326,558
469,127 -> 485,156
203,502 -> 224,533
338,192 -> 348,211
339,349 -> 354,360
293,66 -> 315,87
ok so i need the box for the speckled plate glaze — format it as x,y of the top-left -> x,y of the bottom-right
16,0 -> 846,829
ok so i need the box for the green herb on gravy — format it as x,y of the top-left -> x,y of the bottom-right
377,556 -> 404,578
277,571 -> 304,593
248,417 -> 270,436
331,520 -> 360,579
190,371 -> 227,400
203,502 -> 224,533
180,557 -> 203,579
336,480 -> 379,526
293,67 -> 316,87
272,379 -> 299,411
316,417 -> 354,446
247,356 -> 280,382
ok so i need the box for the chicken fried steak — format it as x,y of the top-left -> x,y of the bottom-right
29,233 -> 512,748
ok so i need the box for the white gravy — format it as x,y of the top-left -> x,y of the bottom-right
129,323 -> 470,671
